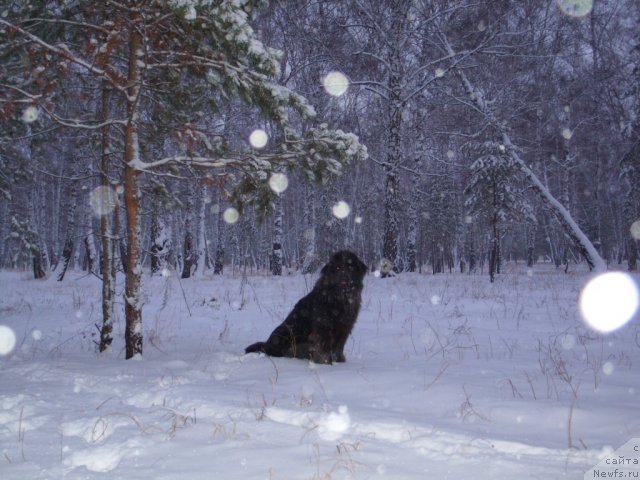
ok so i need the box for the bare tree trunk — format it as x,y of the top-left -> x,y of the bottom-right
382,82 -> 402,276
526,223 -> 536,268
123,21 -> 143,359
271,194 -> 283,276
406,156 -> 421,272
302,184 -> 319,273
490,192 -> 499,283
99,83 -> 115,353
181,191 -> 197,279
198,186 -> 210,273
84,232 -> 97,275
214,194 -> 225,275
150,199 -> 171,276
56,170 -> 78,281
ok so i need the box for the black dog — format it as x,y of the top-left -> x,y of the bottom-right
245,250 -> 367,364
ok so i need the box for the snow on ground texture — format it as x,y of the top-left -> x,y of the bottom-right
0,266 -> 638,479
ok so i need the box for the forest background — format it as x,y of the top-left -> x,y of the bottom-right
1,0 -> 639,355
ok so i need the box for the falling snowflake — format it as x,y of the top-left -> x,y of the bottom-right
89,186 -> 117,217
332,201 -> 350,219
0,325 -> 16,355
323,71 -> 349,97
579,272 -> 639,333
22,106 -> 40,123
556,0 -> 593,17
249,129 -> 268,149
269,173 -> 289,194
223,207 -> 240,224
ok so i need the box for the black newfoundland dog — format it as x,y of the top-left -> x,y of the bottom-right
245,250 -> 367,364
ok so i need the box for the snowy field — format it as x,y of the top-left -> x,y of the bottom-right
0,265 -> 639,479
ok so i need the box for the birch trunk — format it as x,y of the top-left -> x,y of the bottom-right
99,83 -> 115,353
271,194 -> 283,276
56,170 -> 78,281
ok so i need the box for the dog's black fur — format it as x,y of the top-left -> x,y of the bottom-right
245,250 -> 367,364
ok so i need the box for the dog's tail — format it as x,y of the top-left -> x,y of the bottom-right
245,342 -> 267,354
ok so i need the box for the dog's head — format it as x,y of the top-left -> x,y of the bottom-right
320,250 -> 367,290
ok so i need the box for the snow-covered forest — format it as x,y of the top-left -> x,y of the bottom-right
1,1 -> 640,478
2,0 -> 639,280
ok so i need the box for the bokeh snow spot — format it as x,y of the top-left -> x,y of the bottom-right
561,128 -> 572,140
268,173 -> 289,194
602,362 -> 614,376
579,272 -> 639,333
223,207 -> 239,224
556,0 -> 593,17
89,186 -> 117,217
332,201 -> 350,219
31,329 -> 42,341
323,71 -> 349,97
435,68 -> 445,78
249,129 -> 268,149
22,106 -> 40,123
430,295 -> 441,306
0,325 -> 17,355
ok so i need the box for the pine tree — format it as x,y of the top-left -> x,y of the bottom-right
1,1 -> 366,359
465,141 -> 535,282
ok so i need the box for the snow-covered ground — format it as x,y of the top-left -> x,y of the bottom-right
0,265 -> 638,479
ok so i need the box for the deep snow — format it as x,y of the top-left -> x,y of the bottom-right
0,265 -> 638,479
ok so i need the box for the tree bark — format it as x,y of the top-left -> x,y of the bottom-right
99,82 -> 114,353
56,175 -> 78,281
271,194 -> 283,276
123,19 -> 143,360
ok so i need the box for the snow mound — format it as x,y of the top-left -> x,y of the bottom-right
266,404 -> 351,441
64,443 -> 127,473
